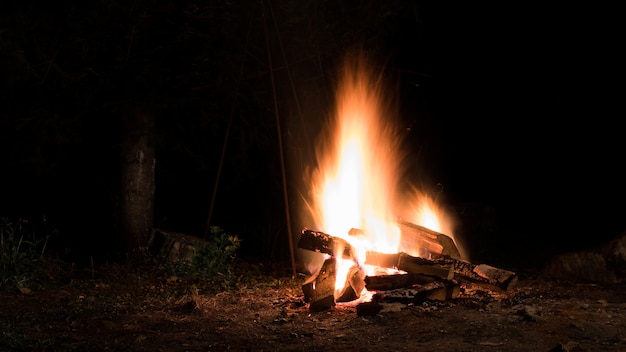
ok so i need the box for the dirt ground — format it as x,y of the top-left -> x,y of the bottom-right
1,263 -> 625,352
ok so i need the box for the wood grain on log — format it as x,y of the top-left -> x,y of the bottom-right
372,280 -> 460,304
365,272 -> 442,291
397,219 -> 461,259
432,254 -> 518,291
302,258 -> 337,311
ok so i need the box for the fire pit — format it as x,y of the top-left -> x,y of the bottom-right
299,52 -> 516,314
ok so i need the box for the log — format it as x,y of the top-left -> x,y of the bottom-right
336,264 -> 366,302
299,229 -> 351,257
377,280 -> 460,303
300,231 -> 453,280
397,219 -> 461,259
148,229 -> 205,264
365,252 -> 454,279
432,254 -> 518,291
300,223 -> 461,265
396,253 -> 454,280
364,272 -> 440,291
302,258 -> 337,311
368,279 -> 460,306
299,225 -> 517,293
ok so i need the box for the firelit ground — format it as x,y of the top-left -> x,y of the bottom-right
1,264 -> 625,351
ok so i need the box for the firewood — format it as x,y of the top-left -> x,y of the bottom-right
298,229 -> 351,257
397,219 -> 461,259
432,254 -> 518,291
396,253 -> 454,279
300,230 -> 454,280
335,264 -> 366,302
302,258 -> 337,311
376,280 -> 460,303
364,273 -> 412,291
364,272 -> 439,291
351,251 -> 453,280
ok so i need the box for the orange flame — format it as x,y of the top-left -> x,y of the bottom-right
306,53 -> 455,296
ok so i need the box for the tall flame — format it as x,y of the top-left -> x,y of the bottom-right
311,54 -> 402,254
306,53 -> 455,294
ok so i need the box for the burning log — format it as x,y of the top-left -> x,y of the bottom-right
299,229 -> 454,280
365,252 -> 454,280
300,221 -> 462,262
302,258 -> 337,311
397,219 -> 461,259
299,224 -> 517,315
299,227 -> 517,293
302,258 -> 366,310
299,229 -> 351,257
336,264 -> 366,302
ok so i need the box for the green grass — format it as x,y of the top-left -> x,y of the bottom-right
0,217 -> 53,291
167,226 -> 243,291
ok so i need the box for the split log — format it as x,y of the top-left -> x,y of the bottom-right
432,254 -> 518,291
302,258 -> 337,311
397,219 -> 461,259
335,265 -> 366,302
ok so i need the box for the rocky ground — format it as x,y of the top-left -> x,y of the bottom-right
1,262 -> 625,352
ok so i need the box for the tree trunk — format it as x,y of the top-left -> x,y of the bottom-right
120,104 -> 156,263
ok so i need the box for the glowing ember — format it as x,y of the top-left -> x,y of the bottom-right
306,52 -> 455,298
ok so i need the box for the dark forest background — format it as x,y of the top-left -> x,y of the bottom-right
1,1 -> 624,269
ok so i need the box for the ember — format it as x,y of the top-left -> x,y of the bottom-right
300,52 -> 515,313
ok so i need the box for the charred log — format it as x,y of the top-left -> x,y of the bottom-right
299,232 -> 454,280
355,280 -> 460,315
364,272 -> 444,291
299,229 -> 351,257
433,254 -> 518,291
299,222 -> 462,263
374,280 -> 460,304
396,253 -> 454,279
361,252 -> 455,279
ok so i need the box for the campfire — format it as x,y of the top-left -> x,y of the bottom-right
299,53 -> 516,314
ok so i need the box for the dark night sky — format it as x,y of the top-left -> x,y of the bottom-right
417,2 -> 625,262
1,1 -> 624,267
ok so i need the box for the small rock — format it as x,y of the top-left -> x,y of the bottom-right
516,305 -> 540,321
549,341 -> 581,351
